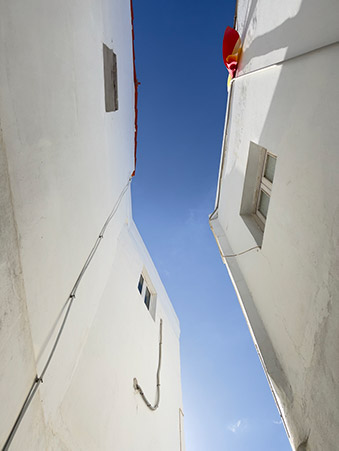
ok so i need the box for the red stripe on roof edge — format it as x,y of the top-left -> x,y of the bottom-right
130,0 -> 138,177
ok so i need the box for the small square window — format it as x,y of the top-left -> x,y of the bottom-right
240,143 -> 277,246
138,275 -> 144,294
144,287 -> 151,310
136,271 -> 157,320
264,154 -> 276,183
257,189 -> 270,219
255,152 -> 276,227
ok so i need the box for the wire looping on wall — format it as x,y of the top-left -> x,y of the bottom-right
2,176 -> 132,451
133,319 -> 163,411
222,245 -> 260,258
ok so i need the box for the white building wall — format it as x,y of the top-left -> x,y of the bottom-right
236,0 -> 338,75
48,222 -> 183,451
0,0 -> 184,449
211,0 -> 339,449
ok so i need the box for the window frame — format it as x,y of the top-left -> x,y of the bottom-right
137,274 -> 144,294
255,152 -> 276,228
136,271 -> 157,320
144,287 -> 151,310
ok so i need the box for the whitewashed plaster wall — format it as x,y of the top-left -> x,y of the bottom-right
211,0 -> 339,449
0,0 -> 184,449
236,0 -> 339,75
48,221 -> 184,451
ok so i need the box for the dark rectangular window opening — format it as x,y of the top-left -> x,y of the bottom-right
258,189 -> 270,219
138,275 -> 144,294
103,43 -> 118,112
137,271 -> 157,320
144,287 -> 151,310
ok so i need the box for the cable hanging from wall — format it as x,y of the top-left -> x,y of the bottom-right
2,176 -> 132,451
222,245 -> 260,258
133,318 -> 163,411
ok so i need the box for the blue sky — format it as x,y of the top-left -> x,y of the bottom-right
131,1 -> 290,449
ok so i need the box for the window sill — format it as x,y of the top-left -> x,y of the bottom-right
240,213 -> 263,247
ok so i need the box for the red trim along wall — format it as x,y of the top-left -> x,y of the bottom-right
130,0 -> 138,177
